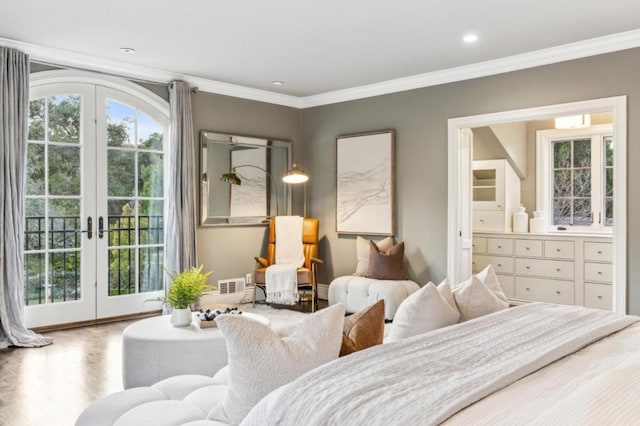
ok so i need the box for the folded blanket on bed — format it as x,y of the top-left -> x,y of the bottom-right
241,303 -> 639,426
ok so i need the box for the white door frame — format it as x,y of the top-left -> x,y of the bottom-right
447,96 -> 627,314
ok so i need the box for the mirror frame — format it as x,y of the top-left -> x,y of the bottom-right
199,130 -> 291,226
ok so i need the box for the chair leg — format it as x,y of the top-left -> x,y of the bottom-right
253,283 -> 256,307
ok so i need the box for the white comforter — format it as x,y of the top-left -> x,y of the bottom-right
242,303 -> 638,426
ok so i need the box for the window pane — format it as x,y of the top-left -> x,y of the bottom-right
605,137 -> 614,167
107,100 -> 135,147
25,199 -> 45,251
26,144 -> 45,195
50,251 -> 81,302
139,246 -> 163,293
139,200 -> 164,245
48,146 -> 81,195
24,253 -> 45,305
553,198 -> 571,225
606,168 -> 613,197
138,111 -> 163,150
138,152 -> 163,197
108,200 -> 136,247
48,95 -> 80,143
554,170 -> 571,197
573,139 -> 591,168
573,198 -> 591,226
605,198 -> 613,227
109,248 -> 136,295
108,150 -> 135,197
572,169 -> 591,197
29,99 -> 45,141
48,199 -> 81,250
553,141 -> 571,169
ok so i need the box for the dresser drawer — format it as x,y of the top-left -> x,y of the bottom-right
515,277 -> 574,305
487,238 -> 513,255
472,237 -> 487,254
515,258 -> 574,280
472,255 -> 514,274
544,240 -> 575,259
584,242 -> 613,262
584,283 -> 612,310
514,239 -> 543,257
497,274 -> 515,299
584,262 -> 613,283
473,211 -> 504,232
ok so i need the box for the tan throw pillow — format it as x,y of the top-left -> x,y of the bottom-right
367,240 -> 405,280
340,300 -> 385,357
354,236 -> 394,276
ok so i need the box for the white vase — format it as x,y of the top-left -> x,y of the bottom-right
170,308 -> 193,327
513,205 -> 528,233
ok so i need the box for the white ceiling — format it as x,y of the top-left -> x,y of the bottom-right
1,0 -> 640,106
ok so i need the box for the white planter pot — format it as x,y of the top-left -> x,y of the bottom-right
170,308 -> 192,327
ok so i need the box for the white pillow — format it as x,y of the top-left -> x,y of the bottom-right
208,304 -> 345,424
475,264 -> 507,302
454,275 -> 509,322
386,280 -> 460,343
354,236 -> 394,276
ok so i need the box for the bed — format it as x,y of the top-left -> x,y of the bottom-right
242,303 -> 640,425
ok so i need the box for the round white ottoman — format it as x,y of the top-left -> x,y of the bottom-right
328,276 -> 420,320
122,313 -> 267,389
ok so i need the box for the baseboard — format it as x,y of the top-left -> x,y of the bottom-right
318,283 -> 329,300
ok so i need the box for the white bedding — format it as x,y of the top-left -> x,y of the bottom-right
242,303 -> 639,426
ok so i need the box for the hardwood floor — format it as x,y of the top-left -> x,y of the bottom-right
0,301 -> 327,425
0,320 -> 136,426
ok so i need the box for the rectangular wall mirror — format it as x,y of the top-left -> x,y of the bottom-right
200,131 -> 291,226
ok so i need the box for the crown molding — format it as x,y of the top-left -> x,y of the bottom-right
2,29 -> 640,110
300,29 -> 640,108
0,37 -> 303,108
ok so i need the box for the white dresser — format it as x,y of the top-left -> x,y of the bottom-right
472,232 -> 613,310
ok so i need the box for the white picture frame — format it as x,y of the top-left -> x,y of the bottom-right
336,130 -> 395,235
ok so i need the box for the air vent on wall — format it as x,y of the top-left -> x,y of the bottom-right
217,278 -> 246,295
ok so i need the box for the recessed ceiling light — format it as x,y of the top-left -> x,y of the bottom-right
463,33 -> 478,44
120,47 -> 136,55
271,81 -> 284,86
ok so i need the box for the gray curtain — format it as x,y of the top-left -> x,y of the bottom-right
163,81 -> 198,290
0,47 -> 52,348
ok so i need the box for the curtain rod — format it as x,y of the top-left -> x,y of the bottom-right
30,59 -> 199,93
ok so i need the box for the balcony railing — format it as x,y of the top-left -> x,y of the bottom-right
24,215 -> 164,305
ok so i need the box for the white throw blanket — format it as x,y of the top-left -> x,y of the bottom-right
241,303 -> 639,426
265,216 -> 305,305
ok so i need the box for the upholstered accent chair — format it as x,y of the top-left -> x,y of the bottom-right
254,217 -> 323,312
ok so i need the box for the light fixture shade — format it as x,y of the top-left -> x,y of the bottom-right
555,114 -> 591,129
283,163 -> 309,184
220,172 -> 241,185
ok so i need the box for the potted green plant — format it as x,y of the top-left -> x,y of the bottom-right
166,265 -> 213,326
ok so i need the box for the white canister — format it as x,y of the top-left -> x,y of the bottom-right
530,210 -> 547,234
513,205 -> 528,233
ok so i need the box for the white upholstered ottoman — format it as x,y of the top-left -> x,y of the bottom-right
328,276 -> 420,320
122,313 -> 267,388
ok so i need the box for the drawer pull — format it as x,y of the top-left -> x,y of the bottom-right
526,266 -> 530,269
598,295 -> 603,299
497,204 -> 502,208
556,248 -> 561,252
525,287 -> 531,291
556,291 -> 561,295
597,250 -> 603,254
597,271 -> 602,275
556,268 -> 561,272
497,245 -> 502,248
480,219 -> 485,223
526,247 -> 530,250
497,263 -> 502,267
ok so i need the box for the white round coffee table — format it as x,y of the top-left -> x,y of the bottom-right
122,312 -> 268,389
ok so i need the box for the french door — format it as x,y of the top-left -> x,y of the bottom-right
24,80 -> 168,328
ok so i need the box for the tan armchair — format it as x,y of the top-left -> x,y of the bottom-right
254,217 -> 323,312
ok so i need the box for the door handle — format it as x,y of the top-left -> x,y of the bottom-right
98,216 -> 107,239
77,216 -> 93,239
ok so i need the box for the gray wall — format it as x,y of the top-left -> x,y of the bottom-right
191,92 -> 301,286
299,47 -> 640,314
